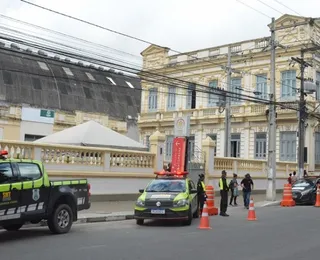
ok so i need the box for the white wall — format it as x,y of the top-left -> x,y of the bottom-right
20,121 -> 53,141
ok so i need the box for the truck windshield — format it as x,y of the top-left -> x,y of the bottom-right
146,179 -> 186,192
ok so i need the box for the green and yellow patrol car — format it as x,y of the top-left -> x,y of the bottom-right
134,172 -> 198,225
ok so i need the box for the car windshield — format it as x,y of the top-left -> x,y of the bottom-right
293,179 -> 314,188
146,179 -> 186,192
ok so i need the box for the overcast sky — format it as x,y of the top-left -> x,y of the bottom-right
0,0 -> 319,65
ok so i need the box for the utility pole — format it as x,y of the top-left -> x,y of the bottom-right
224,46 -> 232,157
292,47 -> 316,179
266,17 -> 277,201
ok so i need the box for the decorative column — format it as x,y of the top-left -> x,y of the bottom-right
149,130 -> 166,172
202,136 -> 216,185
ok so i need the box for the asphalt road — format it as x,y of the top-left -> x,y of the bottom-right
0,205 -> 318,260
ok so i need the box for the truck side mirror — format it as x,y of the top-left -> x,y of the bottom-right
139,189 -> 144,194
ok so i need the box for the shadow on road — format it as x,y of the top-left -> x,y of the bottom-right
0,228 -> 53,243
142,219 -> 197,227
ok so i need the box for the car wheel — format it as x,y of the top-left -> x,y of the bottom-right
2,223 -> 23,231
183,206 -> 193,226
136,219 -> 144,225
48,204 -> 73,234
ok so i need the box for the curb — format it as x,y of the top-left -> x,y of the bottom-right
0,214 -> 135,231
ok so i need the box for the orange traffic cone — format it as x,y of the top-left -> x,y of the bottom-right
280,184 -> 295,207
314,185 -> 320,207
205,185 -> 218,216
247,197 -> 257,221
198,202 -> 212,230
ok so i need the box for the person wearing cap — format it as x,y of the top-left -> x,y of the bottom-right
219,170 -> 229,216
197,173 -> 207,216
241,173 -> 254,209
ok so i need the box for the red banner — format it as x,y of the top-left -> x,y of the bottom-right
170,137 -> 186,173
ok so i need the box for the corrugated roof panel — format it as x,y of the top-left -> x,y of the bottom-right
0,48 -> 141,119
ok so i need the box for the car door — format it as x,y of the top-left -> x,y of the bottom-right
15,162 -> 50,217
0,162 -> 21,222
188,180 -> 197,213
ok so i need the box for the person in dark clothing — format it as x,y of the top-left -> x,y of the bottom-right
229,173 -> 239,206
197,173 -> 206,216
219,170 -> 229,216
241,173 -> 254,209
288,173 -> 292,184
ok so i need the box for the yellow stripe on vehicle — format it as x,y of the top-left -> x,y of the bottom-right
0,184 -> 10,192
23,181 -> 33,189
51,181 -> 63,186
11,182 -> 22,190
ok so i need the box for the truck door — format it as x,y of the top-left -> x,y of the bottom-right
15,162 -> 50,217
0,162 -> 21,222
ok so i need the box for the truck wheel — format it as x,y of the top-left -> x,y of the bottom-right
48,204 -> 73,234
2,224 -> 23,231
136,219 -> 144,225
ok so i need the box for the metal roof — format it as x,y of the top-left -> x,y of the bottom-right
0,46 -> 141,120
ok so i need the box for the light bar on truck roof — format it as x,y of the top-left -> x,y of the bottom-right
0,150 -> 8,156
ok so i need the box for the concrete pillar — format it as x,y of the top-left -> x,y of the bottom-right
149,130 -> 165,172
305,124 -> 315,171
202,136 -> 215,184
243,127 -> 250,159
219,129 -> 225,157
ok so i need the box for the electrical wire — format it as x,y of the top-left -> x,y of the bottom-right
2,38 -> 320,121
273,0 -> 302,16
12,5 -> 301,94
0,33 -> 273,105
236,0 -> 272,18
256,0 -> 284,15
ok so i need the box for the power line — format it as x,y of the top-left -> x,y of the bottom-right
0,14 -> 141,60
20,0 -> 276,84
20,1 -> 304,95
273,0 -> 302,16
1,12 -> 318,119
0,22 -> 300,100
256,0 -> 284,15
236,0 -> 272,18
2,38 -> 320,122
0,33 -> 273,106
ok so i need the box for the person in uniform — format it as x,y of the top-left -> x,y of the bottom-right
197,173 -> 207,216
219,170 -> 229,216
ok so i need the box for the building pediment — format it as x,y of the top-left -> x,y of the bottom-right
271,14 -> 311,30
141,44 -> 169,56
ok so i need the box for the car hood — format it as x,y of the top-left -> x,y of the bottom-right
145,192 -> 180,201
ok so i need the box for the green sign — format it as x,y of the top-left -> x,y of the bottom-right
40,109 -> 55,118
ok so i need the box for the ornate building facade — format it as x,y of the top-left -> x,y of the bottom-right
138,14 -> 320,171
